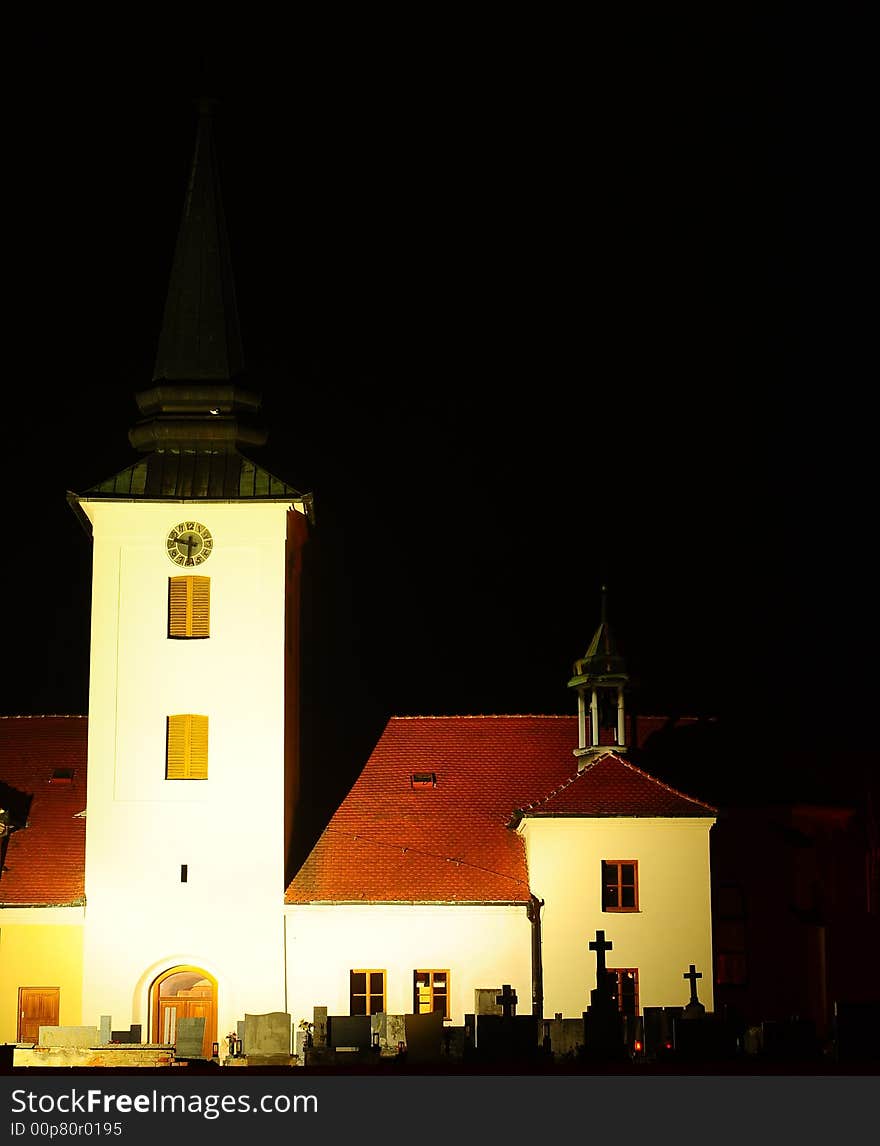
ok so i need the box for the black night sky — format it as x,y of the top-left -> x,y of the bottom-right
3,15 -> 874,828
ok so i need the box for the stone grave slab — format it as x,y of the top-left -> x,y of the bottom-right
474,988 -> 503,1016
404,1012 -> 444,1063
175,1017 -> 206,1058
328,1014 -> 372,1053
243,1012 -> 291,1064
39,1026 -> 99,1049
312,1006 -> 328,1048
99,1016 -> 112,1044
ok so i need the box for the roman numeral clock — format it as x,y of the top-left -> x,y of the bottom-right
166,521 -> 213,567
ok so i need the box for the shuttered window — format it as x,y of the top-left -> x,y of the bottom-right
166,715 -> 209,779
168,576 -> 210,638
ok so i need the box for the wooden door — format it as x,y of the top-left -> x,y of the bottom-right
157,989 -> 216,1058
18,987 -> 59,1043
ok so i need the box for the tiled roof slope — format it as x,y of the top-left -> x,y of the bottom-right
285,715 -> 716,905
0,716 -> 87,905
516,750 -> 717,818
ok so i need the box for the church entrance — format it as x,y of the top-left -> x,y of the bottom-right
151,967 -> 217,1059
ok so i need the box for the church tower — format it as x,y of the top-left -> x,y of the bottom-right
567,586 -> 629,765
68,101 -> 312,1054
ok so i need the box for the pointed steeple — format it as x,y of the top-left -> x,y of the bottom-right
128,97 -> 266,453
70,99 -> 313,511
568,586 -> 630,766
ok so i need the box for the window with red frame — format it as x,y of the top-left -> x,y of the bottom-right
605,968 -> 639,1016
602,860 -> 639,911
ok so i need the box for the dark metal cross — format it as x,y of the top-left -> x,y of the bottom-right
683,964 -> 703,1005
496,984 -> 518,1018
589,930 -> 614,979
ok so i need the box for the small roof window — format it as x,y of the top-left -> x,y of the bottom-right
50,768 -> 76,784
411,772 -> 437,789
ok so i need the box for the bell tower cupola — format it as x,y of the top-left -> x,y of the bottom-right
568,586 -> 629,768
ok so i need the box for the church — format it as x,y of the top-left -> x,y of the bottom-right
0,102 -> 716,1058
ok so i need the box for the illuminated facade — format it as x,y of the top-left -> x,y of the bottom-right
0,102 -> 717,1053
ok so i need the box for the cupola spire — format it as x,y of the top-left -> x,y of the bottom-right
568,585 -> 630,767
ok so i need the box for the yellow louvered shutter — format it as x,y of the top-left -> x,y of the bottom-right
166,714 -> 209,780
190,577 -> 210,637
188,714 -> 209,779
168,576 -> 210,638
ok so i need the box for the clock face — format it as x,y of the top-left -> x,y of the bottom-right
166,521 -> 213,567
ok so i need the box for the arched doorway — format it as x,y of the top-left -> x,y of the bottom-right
151,966 -> 217,1060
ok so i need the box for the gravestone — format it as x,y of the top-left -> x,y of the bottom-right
370,1013 -> 405,1055
99,1016 -> 112,1044
463,1013 -> 476,1059
175,1017 -> 206,1059
643,1007 -> 675,1058
442,1025 -> 466,1060
39,1026 -> 99,1048
582,930 -> 626,1061
328,1014 -> 372,1053
682,964 -> 706,1019
474,988 -> 503,1016
112,1024 -> 142,1043
546,1016 -> 584,1059
312,1006 -> 328,1048
243,1012 -> 292,1065
496,984 -> 518,1017
404,1011 -> 445,1064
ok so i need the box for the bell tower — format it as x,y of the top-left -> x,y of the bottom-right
68,100 -> 312,1050
567,586 -> 629,768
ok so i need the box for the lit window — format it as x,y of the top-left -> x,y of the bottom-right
350,970 -> 385,1016
166,715 -> 209,780
605,968 -> 639,1016
602,860 -> 639,911
413,970 -> 449,1018
168,576 -> 210,639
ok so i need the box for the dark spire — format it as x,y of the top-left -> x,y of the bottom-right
128,98 -> 266,453
153,96 -> 243,384
568,585 -> 628,687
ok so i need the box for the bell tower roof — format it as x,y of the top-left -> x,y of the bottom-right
69,99 -> 312,516
127,97 -> 267,455
568,585 -> 629,688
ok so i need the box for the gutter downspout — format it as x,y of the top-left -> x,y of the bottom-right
527,894 -> 545,1026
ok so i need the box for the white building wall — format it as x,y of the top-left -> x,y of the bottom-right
78,498 -> 303,1037
521,817 -> 715,1018
284,904 -> 532,1029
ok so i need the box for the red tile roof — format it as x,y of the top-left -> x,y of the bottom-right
285,715 -> 716,905
0,716 -> 87,906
